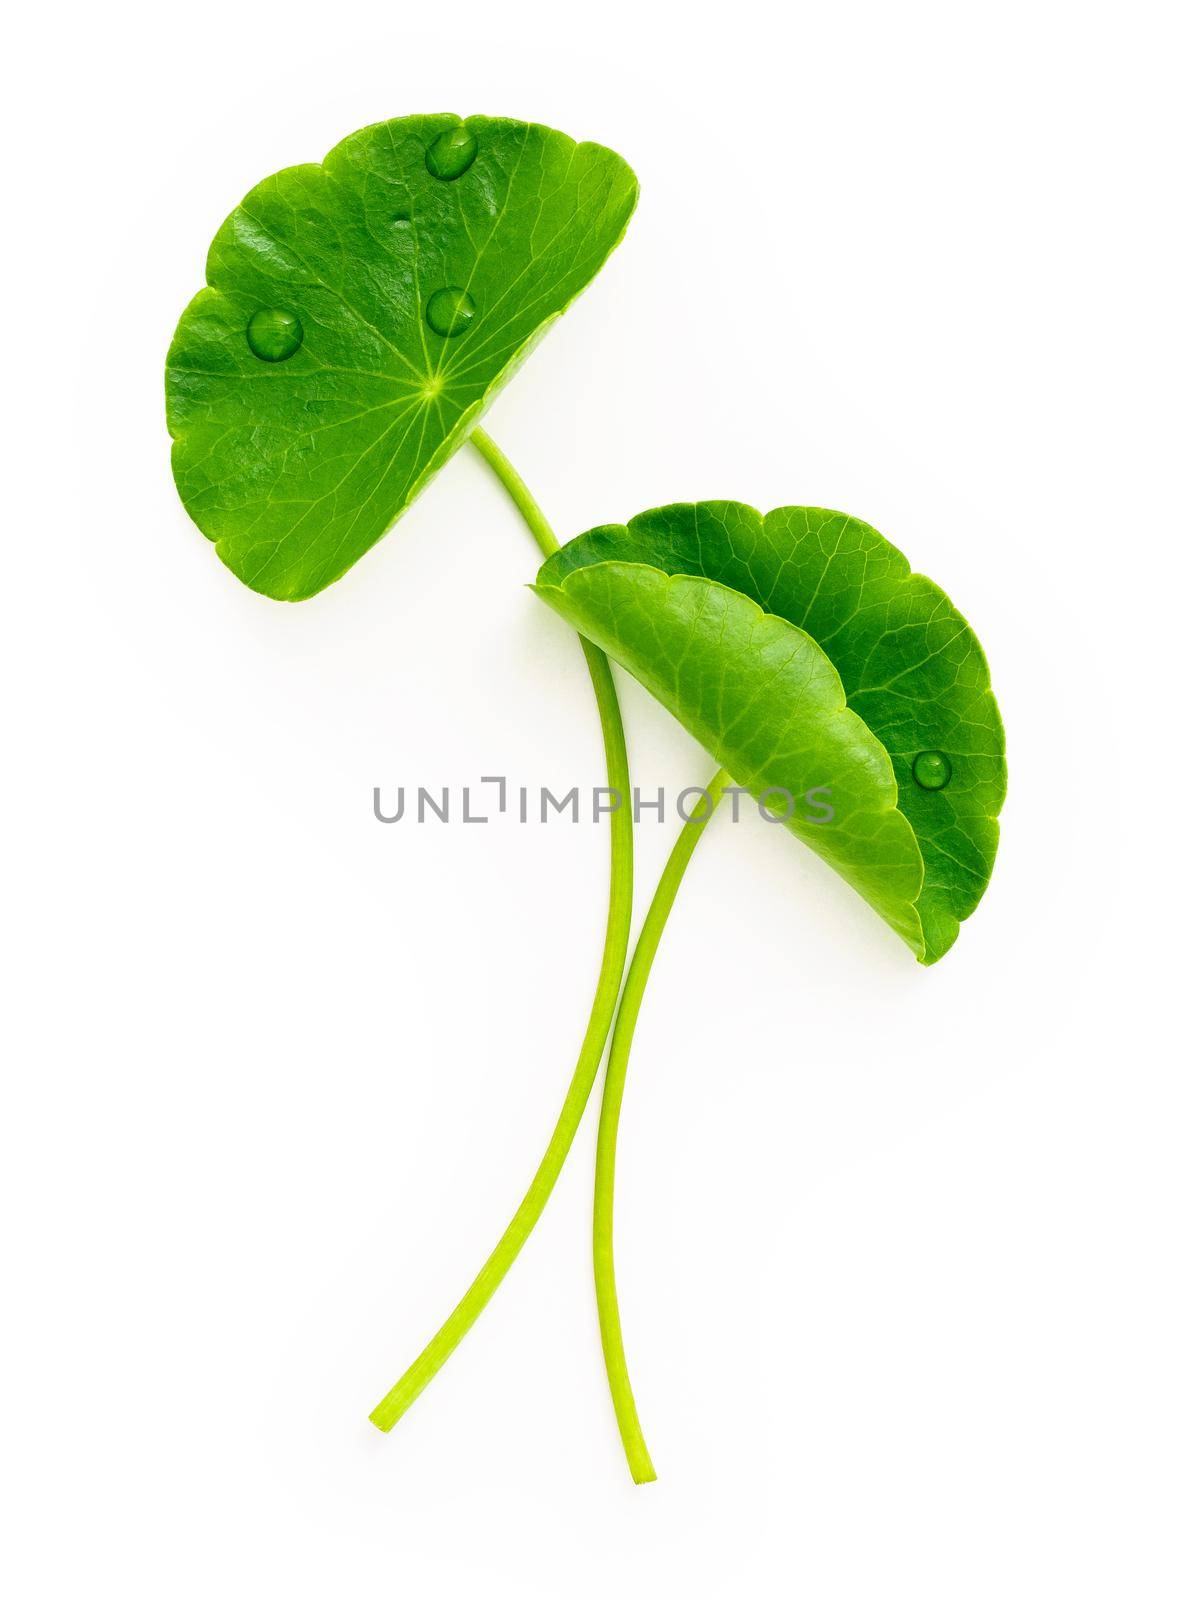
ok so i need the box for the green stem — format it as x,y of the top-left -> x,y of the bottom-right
593,768 -> 730,1483
369,428 -> 634,1434
469,427 -> 561,561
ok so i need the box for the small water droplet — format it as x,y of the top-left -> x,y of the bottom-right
425,125 -> 478,181
912,750 -> 952,791
392,209 -> 411,225
426,286 -> 476,338
246,308 -> 303,362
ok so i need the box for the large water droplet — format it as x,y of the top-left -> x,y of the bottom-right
912,750 -> 952,791
246,308 -> 303,362
425,125 -> 478,181
426,287 -> 476,338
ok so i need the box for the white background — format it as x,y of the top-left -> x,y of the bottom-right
5,2 -> 1197,1594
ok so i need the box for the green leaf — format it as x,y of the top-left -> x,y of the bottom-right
535,503 -> 1006,963
536,559 -> 927,958
166,114 -> 638,599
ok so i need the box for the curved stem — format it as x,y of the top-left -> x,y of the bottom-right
594,769 -> 730,1482
369,428 -> 634,1433
469,427 -> 560,561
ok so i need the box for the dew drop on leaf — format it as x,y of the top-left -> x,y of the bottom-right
912,750 -> 952,790
426,287 -> 476,338
245,308 -> 303,362
425,125 -> 478,181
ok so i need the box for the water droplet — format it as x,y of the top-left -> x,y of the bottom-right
425,125 -> 478,181
392,209 -> 411,225
245,308 -> 303,362
426,287 -> 476,338
912,750 -> 952,791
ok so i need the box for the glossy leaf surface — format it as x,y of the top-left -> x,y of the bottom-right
537,503 -> 1006,961
166,114 -> 637,599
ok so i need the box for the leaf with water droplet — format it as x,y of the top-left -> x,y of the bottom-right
425,286 -> 476,338
425,125 -> 479,181
166,115 -> 637,598
245,307 -> 304,362
912,749 -> 953,791
535,504 -> 1006,962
